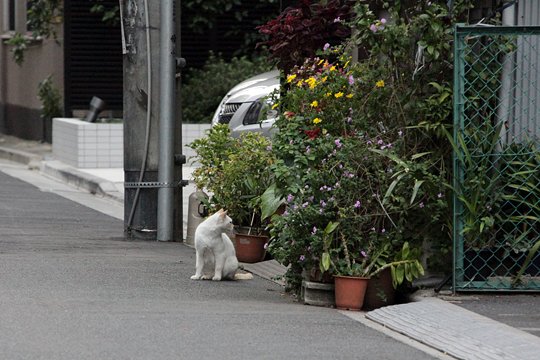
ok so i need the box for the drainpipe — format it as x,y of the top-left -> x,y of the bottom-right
157,0 -> 176,241
497,1 -> 517,147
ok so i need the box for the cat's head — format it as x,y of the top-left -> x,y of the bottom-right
211,209 -> 234,232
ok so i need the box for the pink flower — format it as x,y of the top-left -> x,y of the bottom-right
354,200 -> 361,208
323,43 -> 330,51
370,24 -> 378,32
348,75 -> 355,85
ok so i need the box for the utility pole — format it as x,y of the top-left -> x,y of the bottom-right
122,0 -> 185,241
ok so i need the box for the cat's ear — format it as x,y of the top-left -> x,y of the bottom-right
218,209 -> 227,220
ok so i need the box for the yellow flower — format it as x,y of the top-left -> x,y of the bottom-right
346,94 -> 354,98
322,128 -> 328,135
310,100 -> 318,108
318,59 -> 324,65
287,74 -> 297,83
297,80 -> 304,87
344,60 -> 350,68
313,117 -> 322,124
330,66 -> 336,72
321,76 -> 328,82
334,92 -> 344,98
306,77 -> 317,89
376,80 -> 385,88
325,92 -> 332,97
272,103 -> 279,110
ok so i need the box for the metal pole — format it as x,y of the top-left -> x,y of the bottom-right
157,0 -> 176,241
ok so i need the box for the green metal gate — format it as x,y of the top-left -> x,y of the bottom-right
453,25 -> 540,291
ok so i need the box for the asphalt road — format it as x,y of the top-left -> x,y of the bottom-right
452,294 -> 540,336
0,161 -> 439,359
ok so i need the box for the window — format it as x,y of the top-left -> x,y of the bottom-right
2,0 -> 17,32
8,0 -> 15,31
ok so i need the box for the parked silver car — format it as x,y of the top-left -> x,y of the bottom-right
211,70 -> 280,138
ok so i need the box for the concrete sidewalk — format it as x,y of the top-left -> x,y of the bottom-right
1,133 -> 539,360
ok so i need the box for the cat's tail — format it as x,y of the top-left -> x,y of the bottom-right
234,272 -> 254,280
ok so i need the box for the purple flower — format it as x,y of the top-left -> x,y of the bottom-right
381,228 -> 386,234
398,130 -> 403,137
367,140 -> 373,146
335,139 -> 343,148
419,202 -> 425,208
299,255 -> 306,261
333,17 -> 341,23
347,117 -> 352,124
323,43 -> 330,51
287,194 -> 294,203
377,139 -> 384,145
283,210 -> 289,216
266,144 -> 272,151
348,75 -> 355,85
302,202 -> 309,208
437,193 -> 443,198
311,226 -> 317,235
380,18 -> 387,25
306,145 -> 311,154
289,140 -> 294,145
354,200 -> 361,208
370,24 -> 378,32
320,200 -> 327,208
361,250 -> 367,258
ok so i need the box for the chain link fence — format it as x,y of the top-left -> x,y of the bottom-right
453,25 -> 540,291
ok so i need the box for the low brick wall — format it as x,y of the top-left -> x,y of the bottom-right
53,118 -> 211,169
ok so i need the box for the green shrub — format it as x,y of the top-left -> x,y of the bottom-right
181,53 -> 273,124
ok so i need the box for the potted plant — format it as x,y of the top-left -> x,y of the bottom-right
188,124 -> 278,263
266,41 -> 448,297
319,220 -> 424,311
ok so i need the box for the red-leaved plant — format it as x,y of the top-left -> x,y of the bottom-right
257,0 -> 354,74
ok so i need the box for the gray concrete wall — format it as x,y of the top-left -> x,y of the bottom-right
0,1 -> 64,141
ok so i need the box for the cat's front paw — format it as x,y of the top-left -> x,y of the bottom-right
190,275 -> 202,280
212,275 -> 222,281
201,275 -> 212,280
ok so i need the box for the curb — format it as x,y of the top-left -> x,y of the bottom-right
41,160 -> 123,204
0,146 -> 43,169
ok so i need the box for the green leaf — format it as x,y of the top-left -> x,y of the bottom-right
405,263 -> 413,282
324,221 -> 339,235
260,184 -> 284,221
402,242 -> 410,259
410,180 -> 425,205
395,266 -> 404,286
321,252 -> 331,272
383,173 -> 406,204
411,152 -> 432,160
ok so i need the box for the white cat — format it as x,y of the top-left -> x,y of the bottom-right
190,209 -> 253,281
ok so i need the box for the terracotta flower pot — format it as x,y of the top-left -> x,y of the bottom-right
234,232 -> 268,263
334,275 -> 370,311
